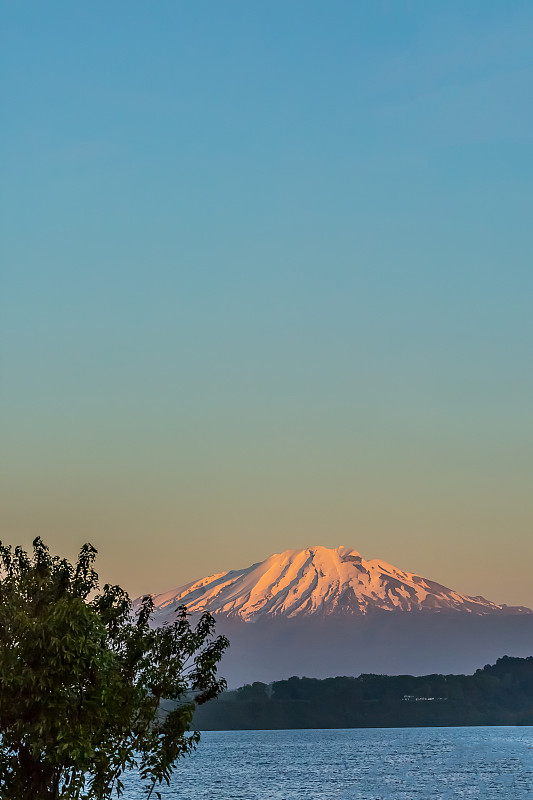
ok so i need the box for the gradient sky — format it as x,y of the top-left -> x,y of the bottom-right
1,1 -> 532,606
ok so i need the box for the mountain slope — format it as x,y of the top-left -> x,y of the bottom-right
146,545 -> 531,625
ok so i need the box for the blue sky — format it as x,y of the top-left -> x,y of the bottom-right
1,1 -> 532,603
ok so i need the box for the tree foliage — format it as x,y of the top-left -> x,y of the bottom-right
0,538 -> 229,799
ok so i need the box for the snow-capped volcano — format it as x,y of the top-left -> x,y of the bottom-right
146,545 -> 531,624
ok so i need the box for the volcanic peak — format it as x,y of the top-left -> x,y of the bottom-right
145,545 -> 532,624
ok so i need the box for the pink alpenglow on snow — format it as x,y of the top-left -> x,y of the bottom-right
144,546 -> 532,624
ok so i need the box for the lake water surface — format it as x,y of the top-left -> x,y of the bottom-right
123,727 -> 533,799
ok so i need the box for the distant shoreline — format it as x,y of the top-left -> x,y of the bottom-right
193,655 -> 533,731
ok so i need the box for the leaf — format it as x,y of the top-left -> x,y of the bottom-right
0,537 -> 228,800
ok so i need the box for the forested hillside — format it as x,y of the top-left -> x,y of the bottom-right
193,656 -> 533,730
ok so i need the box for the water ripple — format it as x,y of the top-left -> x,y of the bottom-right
122,727 -> 533,800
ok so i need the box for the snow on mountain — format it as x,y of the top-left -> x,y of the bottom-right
144,545 -> 532,624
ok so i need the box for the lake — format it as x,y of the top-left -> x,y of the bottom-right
122,727 -> 533,799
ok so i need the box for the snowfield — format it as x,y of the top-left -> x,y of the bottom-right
143,545 -> 532,624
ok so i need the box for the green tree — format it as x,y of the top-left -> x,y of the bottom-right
0,538 -> 229,800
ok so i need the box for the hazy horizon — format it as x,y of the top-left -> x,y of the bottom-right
1,2 -> 532,607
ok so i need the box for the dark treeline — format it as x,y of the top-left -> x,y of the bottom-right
193,656 -> 533,729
